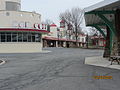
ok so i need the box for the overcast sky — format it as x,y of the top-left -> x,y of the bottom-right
21,0 -> 103,25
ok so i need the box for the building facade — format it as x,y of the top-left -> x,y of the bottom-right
90,36 -> 106,48
0,0 -> 48,53
43,20 -> 87,48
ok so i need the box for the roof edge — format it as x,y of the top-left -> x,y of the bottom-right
84,0 -> 119,12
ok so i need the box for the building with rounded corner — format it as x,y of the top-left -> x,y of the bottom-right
0,0 -> 48,53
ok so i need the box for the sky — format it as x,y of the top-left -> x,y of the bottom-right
21,0 -> 103,26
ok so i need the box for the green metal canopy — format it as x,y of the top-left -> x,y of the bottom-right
85,0 -> 120,32
84,0 -> 120,53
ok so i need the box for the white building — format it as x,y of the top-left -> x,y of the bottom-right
59,20 -> 86,44
49,24 -> 58,38
0,0 -> 48,53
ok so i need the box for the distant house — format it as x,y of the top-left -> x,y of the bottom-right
90,35 -> 106,47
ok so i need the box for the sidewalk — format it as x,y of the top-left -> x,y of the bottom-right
85,56 -> 120,70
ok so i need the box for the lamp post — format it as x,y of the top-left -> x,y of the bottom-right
86,34 -> 89,48
57,29 -> 60,47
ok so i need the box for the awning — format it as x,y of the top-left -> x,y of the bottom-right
43,36 -> 82,43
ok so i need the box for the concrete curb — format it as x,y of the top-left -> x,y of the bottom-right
0,59 -> 6,65
40,50 -> 52,53
0,50 -> 52,54
85,56 -> 120,70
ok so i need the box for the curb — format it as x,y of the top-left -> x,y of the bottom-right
40,51 -> 52,53
84,56 -> 120,70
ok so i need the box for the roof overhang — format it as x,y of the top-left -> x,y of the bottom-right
85,0 -> 120,12
84,0 -> 120,27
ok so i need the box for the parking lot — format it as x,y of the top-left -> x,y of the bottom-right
0,48 -> 120,90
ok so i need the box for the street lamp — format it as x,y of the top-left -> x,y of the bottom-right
57,29 -> 60,47
86,34 -> 89,48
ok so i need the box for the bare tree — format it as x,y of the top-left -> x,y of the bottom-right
89,27 -> 100,36
59,7 -> 84,44
43,19 -> 54,25
42,19 -> 54,32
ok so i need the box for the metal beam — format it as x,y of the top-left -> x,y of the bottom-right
97,13 -> 116,35
87,23 -> 106,26
96,13 -> 115,54
86,14 -> 115,54
85,10 -> 116,15
87,24 -> 106,38
85,10 -> 117,54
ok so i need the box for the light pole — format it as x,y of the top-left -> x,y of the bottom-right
86,34 -> 89,48
57,29 -> 60,47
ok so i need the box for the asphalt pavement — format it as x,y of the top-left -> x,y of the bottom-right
0,48 -> 120,90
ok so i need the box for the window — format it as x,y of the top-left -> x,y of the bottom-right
32,33 -> 35,42
7,34 -> 11,42
12,34 -> 17,42
6,1 -> 20,11
18,32 -> 22,42
23,33 -> 27,42
82,38 -> 84,42
1,33 -> 6,42
28,34 -> 32,42
0,32 -> 41,42
35,34 -> 41,42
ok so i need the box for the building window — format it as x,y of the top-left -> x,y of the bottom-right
28,33 -> 32,42
6,12 -> 10,16
23,33 -> 27,42
32,33 -> 35,42
1,33 -> 6,42
0,32 -> 41,43
35,34 -> 41,42
7,34 -> 11,42
6,1 -> 21,11
12,34 -> 17,42
82,38 -> 84,42
18,32 -> 23,42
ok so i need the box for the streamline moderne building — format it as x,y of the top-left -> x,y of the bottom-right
0,0 -> 48,53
